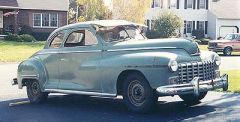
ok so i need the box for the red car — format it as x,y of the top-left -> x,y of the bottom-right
208,33 -> 240,56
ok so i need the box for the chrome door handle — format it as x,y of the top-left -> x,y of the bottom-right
60,58 -> 65,61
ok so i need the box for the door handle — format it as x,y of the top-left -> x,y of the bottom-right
60,58 -> 65,61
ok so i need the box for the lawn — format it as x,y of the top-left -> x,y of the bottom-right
0,41 -> 45,62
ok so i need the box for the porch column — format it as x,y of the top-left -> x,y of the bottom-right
13,10 -> 18,34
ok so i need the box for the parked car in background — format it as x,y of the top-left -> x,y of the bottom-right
12,20 -> 228,113
208,33 -> 240,56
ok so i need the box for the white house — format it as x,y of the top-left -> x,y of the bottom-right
145,0 -> 240,39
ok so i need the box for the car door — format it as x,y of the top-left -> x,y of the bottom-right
236,35 -> 240,51
58,28 -> 102,93
39,31 -> 65,89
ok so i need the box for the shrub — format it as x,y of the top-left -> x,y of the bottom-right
153,11 -> 183,38
4,33 -> 36,42
145,30 -> 160,39
32,32 -> 51,41
19,25 -> 33,35
20,34 -> 36,42
4,33 -> 21,41
192,29 -> 204,39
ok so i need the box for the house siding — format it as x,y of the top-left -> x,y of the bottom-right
145,0 -> 208,37
207,11 -> 217,39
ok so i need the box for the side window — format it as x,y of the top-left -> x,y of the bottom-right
50,32 -> 64,48
65,30 -> 97,47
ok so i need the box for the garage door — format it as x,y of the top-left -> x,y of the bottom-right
220,26 -> 238,37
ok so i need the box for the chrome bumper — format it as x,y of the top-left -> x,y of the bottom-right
156,74 -> 228,96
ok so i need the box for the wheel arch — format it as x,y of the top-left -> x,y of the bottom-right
116,69 -> 149,95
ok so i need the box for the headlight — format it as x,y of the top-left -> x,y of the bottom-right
214,55 -> 221,66
168,60 -> 178,72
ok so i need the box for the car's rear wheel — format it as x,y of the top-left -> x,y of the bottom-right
179,92 -> 208,105
27,80 -> 48,103
223,47 -> 232,56
122,73 -> 158,113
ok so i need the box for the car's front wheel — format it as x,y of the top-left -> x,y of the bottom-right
122,73 -> 158,113
179,92 -> 208,105
27,80 -> 48,103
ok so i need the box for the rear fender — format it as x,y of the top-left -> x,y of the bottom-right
17,57 -> 47,91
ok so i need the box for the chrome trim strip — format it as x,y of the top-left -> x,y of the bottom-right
44,89 -> 116,97
38,50 -> 102,55
107,47 -> 177,52
21,75 -> 38,78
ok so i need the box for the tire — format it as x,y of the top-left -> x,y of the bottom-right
27,80 -> 48,103
223,47 -> 232,56
179,92 -> 208,105
122,73 -> 158,113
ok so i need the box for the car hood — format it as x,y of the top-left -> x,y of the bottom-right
105,38 -> 199,55
209,39 -> 230,43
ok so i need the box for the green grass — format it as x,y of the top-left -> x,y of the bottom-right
0,41 -> 45,62
199,45 -> 208,51
221,70 -> 240,93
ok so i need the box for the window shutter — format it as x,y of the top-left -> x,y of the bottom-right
184,21 -> 187,34
205,21 -> 208,34
193,0 -> 196,9
168,0 -> 171,9
151,0 -> 154,8
193,21 -> 195,31
206,0 -> 209,9
197,21 -> 200,30
184,0 -> 187,9
177,0 -> 180,9
197,0 -> 200,9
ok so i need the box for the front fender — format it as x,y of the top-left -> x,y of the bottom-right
17,57 -> 47,90
100,51 -> 179,94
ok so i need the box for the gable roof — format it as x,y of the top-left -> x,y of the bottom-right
210,0 -> 240,19
0,0 -> 19,9
17,0 -> 69,11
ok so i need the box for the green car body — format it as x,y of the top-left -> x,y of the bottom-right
13,20 -> 228,112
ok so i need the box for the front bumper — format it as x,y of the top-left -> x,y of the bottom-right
156,74 -> 228,96
208,47 -> 224,52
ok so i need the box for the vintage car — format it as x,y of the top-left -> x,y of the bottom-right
12,20 -> 228,113
208,33 -> 240,56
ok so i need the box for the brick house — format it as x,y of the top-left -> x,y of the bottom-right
0,0 -> 68,40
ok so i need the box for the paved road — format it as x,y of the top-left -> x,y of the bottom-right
0,59 -> 240,122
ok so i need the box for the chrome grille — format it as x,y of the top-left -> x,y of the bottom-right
208,43 -> 217,47
178,61 -> 216,83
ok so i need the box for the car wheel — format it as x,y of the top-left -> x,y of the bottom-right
123,73 -> 158,113
179,92 -> 208,105
223,47 -> 232,56
27,80 -> 48,103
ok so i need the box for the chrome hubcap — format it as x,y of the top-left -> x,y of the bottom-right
31,82 -> 40,95
128,80 -> 145,106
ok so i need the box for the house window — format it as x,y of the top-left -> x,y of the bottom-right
50,13 -> 58,27
186,21 -> 192,33
33,14 -> 41,27
152,0 -> 162,8
199,0 -> 206,9
199,21 -> 204,30
42,13 -> 50,26
168,0 -> 176,8
187,0 -> 193,8
33,13 -> 58,28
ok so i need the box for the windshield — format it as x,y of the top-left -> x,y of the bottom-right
224,34 -> 239,40
97,25 -> 145,42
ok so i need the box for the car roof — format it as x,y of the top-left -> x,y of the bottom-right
54,20 -> 147,32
